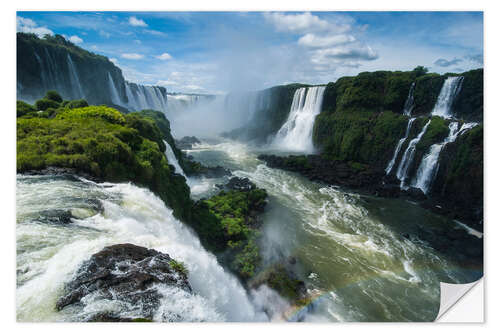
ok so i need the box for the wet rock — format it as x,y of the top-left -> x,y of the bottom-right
175,136 -> 201,150
202,165 -> 232,178
403,187 -> 427,201
38,209 -> 73,224
56,243 -> 191,321
225,177 -> 256,191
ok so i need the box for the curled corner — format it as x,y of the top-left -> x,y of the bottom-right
435,278 -> 483,321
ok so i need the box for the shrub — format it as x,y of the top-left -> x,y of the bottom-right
44,90 -> 63,103
35,98 -> 60,111
17,101 -> 35,117
66,99 -> 89,109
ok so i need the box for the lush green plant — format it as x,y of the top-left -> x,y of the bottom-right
44,90 -> 63,103
66,99 -> 89,109
170,259 -> 188,276
17,105 -> 192,221
17,101 -> 36,117
35,98 -> 60,111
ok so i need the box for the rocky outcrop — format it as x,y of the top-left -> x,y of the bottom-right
56,244 -> 190,321
216,177 -> 256,192
175,136 -> 201,150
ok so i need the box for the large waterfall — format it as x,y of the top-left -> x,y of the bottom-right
412,122 -> 478,194
385,117 -> 416,174
272,86 -> 326,152
164,140 -> 186,178
16,175 -> 268,322
107,72 -> 122,106
403,82 -> 416,116
67,55 -> 85,99
431,76 -> 464,119
125,82 -> 169,112
395,120 -> 431,188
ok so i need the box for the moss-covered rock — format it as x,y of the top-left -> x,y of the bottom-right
17,103 -> 192,221
190,185 -> 268,279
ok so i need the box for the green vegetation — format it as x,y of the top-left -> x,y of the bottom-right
453,68 -> 483,121
16,101 -> 35,117
250,264 -> 306,302
313,110 -> 408,167
191,188 -> 268,279
44,90 -> 63,103
170,259 -> 188,276
17,100 -> 192,221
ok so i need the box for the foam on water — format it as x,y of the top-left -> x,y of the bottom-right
16,175 -> 268,322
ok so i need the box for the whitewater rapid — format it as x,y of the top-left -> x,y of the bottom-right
16,174 -> 269,322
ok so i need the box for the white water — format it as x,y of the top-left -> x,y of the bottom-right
431,77 -> 464,119
16,175 -> 268,322
403,82 -> 416,116
163,140 -> 186,178
412,122 -> 478,194
273,86 -> 326,152
396,120 -> 431,188
385,118 -> 416,175
107,72 -> 122,106
67,54 -> 85,99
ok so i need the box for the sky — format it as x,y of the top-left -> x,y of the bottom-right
17,11 -> 483,94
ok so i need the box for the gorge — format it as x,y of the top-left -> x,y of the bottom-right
16,32 -> 483,323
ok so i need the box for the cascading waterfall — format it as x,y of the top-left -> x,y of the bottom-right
16,175 -> 269,322
273,86 -> 326,152
66,54 -> 85,99
395,120 -> 431,188
164,140 -> 186,178
403,82 -> 416,116
412,122 -> 478,194
107,72 -> 123,106
431,76 -> 464,119
385,117 -> 416,175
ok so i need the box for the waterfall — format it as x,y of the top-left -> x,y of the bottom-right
431,76 -> 464,119
107,72 -> 122,106
164,140 -> 186,178
385,117 -> 416,175
16,175 -> 268,321
412,122 -> 478,194
273,86 -> 326,152
403,83 -> 415,116
395,120 -> 431,188
125,82 -> 139,110
66,54 -> 85,99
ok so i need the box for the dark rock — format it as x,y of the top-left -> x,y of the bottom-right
175,136 -> 201,150
223,177 -> 256,192
38,209 -> 73,224
403,187 -> 427,201
202,165 -> 232,178
56,243 -> 191,321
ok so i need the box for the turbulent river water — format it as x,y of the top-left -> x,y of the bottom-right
16,138 -> 481,322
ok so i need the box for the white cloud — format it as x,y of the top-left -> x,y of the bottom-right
144,29 -> 167,36
17,16 -> 53,37
99,30 -> 111,38
129,16 -> 148,27
156,53 -> 173,60
298,33 -> 355,48
156,80 -> 178,86
109,58 -> 119,65
69,35 -> 83,44
263,12 -> 350,34
121,53 -> 144,60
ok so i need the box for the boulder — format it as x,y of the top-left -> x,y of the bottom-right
175,136 -> 201,150
56,243 -> 191,321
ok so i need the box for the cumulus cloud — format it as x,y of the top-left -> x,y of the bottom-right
129,16 -> 147,27
109,58 -> 119,65
263,12 -> 348,34
69,35 -> 83,44
156,53 -> 173,60
17,16 -> 53,37
263,12 -> 378,74
466,53 -> 483,65
156,80 -> 178,86
298,33 -> 355,48
434,57 -> 463,67
121,53 -> 144,60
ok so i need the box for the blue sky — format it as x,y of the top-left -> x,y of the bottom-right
17,11 -> 483,94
